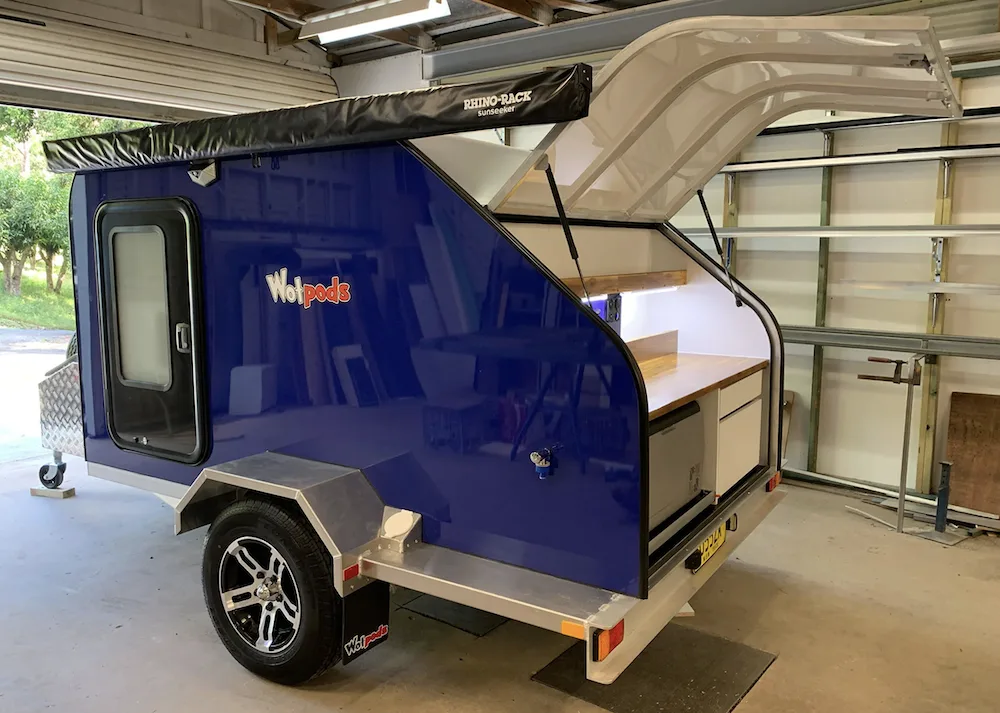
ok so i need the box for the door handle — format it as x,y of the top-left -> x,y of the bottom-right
175,323 -> 191,354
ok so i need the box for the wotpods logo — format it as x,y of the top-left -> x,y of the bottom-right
265,267 -> 351,309
344,623 -> 388,657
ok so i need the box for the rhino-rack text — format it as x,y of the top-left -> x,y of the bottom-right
265,267 -> 351,309
344,623 -> 388,657
464,91 -> 532,117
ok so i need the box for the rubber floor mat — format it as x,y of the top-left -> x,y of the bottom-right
532,622 -> 775,713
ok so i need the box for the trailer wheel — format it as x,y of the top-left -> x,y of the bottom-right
202,498 -> 342,685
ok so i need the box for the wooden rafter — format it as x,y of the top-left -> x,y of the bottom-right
229,0 -> 327,19
469,0 -> 553,25
539,0 -> 611,14
264,16 -> 307,49
375,28 -> 437,50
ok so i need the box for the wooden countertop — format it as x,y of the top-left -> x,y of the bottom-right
639,352 -> 769,421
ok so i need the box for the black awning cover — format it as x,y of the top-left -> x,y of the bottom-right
44,64 -> 592,174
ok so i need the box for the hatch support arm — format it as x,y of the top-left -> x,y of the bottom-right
539,155 -> 592,303
695,189 -> 742,308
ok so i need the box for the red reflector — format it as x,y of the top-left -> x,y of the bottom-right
766,471 -> 782,492
608,619 -> 625,652
343,563 -> 360,581
593,619 -> 625,662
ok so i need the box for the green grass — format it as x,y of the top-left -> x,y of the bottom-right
0,268 -> 76,330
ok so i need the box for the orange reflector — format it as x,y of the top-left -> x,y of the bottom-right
766,471 -> 782,492
561,621 -> 586,640
592,619 -> 625,662
343,563 -> 360,581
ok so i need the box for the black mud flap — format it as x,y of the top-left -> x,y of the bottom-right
341,581 -> 391,665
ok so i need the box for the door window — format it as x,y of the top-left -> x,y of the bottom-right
96,198 -> 208,464
110,226 -> 172,387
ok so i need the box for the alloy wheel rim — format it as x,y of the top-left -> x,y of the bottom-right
218,536 -> 302,654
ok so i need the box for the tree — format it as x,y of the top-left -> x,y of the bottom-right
0,106 -> 148,295
34,176 -> 71,293
35,111 -> 146,141
0,107 -> 36,175
0,170 -> 38,295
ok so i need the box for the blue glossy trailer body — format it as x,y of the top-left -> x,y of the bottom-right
70,142 -> 647,596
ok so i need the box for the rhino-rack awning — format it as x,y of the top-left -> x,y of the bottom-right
490,16 -> 961,223
43,64 -> 591,174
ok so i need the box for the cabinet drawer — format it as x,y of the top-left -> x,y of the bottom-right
719,370 -> 763,418
716,398 -> 762,496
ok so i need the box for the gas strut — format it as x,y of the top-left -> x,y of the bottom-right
541,157 -> 592,304
696,188 -> 742,308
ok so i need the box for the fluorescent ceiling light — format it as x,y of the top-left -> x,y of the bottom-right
301,0 -> 451,45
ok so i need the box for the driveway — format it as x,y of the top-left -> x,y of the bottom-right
0,327 -> 73,464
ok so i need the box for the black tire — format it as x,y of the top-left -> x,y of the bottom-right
202,498 -> 342,685
39,463 -> 65,489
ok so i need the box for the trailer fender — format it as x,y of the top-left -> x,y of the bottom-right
174,452 -> 389,596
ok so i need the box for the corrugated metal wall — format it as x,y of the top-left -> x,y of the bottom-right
0,7 -> 338,120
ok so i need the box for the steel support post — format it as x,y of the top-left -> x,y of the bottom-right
916,116 -> 960,494
807,131 -> 834,472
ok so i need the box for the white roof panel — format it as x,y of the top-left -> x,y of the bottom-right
490,16 -> 961,222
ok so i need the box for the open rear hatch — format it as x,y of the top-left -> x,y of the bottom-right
489,16 -> 960,222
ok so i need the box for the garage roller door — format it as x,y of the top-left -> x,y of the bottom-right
0,8 -> 338,120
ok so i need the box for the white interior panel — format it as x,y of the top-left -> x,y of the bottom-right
506,223 -> 769,358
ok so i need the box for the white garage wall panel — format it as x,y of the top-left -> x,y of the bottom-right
727,74 -> 1000,491
0,7 -> 338,119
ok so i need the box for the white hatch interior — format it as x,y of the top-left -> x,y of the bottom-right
486,15 -> 961,223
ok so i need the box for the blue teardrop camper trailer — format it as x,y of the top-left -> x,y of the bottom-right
38,15 -> 959,685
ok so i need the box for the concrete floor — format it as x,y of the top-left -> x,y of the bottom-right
2,458 -> 1000,713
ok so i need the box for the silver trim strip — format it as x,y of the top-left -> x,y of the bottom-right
361,543 -> 634,632
87,462 -> 191,499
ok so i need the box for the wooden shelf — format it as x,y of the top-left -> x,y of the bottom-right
563,269 -> 687,298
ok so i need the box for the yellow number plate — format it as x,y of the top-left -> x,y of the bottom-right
691,523 -> 726,573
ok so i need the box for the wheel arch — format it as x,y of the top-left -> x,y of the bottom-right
176,453 -> 387,596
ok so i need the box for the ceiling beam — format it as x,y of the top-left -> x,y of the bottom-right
539,0 -> 611,14
264,15 -> 307,49
469,0 -> 553,25
228,0 -> 326,21
374,27 -> 436,49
